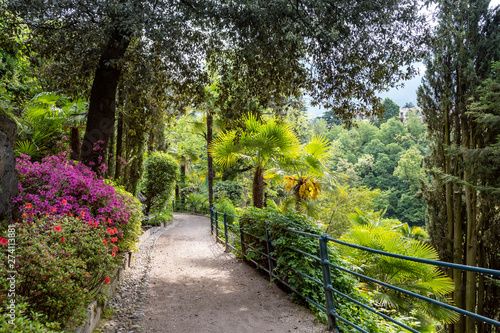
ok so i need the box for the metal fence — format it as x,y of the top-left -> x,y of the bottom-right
173,201 -> 500,332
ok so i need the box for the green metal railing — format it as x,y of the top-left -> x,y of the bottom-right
173,201 -> 500,332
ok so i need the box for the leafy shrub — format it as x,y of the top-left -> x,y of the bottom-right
239,207 -> 383,331
142,152 -> 179,214
214,197 -> 237,224
106,181 -> 143,252
13,153 -> 142,252
0,302 -> 60,333
0,216 -> 121,330
213,181 -> 243,205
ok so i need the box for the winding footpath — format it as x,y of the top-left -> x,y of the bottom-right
95,213 -> 324,333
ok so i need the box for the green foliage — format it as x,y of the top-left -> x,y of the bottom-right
0,302 -> 60,333
380,98 -> 400,123
0,216 -> 121,330
213,181 -> 243,205
319,185 -> 382,238
108,181 -> 144,252
142,152 -> 180,214
214,197 -> 237,224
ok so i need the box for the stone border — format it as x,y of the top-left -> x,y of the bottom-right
74,224 -> 165,333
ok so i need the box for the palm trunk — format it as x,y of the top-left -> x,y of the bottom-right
207,112 -> 214,209
252,165 -> 265,208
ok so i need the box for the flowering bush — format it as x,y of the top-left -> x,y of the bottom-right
13,153 -> 142,252
0,216 -> 120,331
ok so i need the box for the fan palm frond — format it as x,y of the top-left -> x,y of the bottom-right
209,130 -> 242,167
304,135 -> 331,161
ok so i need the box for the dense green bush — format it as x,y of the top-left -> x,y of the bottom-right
0,302 -> 60,333
142,152 -> 179,214
214,197 -> 237,224
213,181 -> 243,205
0,216 -> 121,331
106,181 -> 143,252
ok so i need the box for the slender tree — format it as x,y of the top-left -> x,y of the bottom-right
417,1 -> 500,332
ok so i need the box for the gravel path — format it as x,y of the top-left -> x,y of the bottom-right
96,213 -> 325,333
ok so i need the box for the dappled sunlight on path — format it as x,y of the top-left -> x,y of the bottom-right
142,213 -> 325,333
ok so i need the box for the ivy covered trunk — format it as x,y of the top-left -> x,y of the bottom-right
252,165 -> 265,208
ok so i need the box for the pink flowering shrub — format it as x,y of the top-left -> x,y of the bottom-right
13,153 -> 142,252
0,216 -> 120,330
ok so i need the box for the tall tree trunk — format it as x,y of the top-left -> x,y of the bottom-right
69,126 -> 81,161
453,76 -> 465,333
207,112 -> 214,209
107,119 -> 116,179
81,33 -> 130,173
465,126 -> 478,333
252,165 -> 265,208
115,111 -> 124,181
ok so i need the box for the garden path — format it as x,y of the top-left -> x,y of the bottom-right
141,213 -> 325,333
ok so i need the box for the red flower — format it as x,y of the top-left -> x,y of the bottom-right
0,238 -> 8,246
25,202 -> 33,210
107,227 -> 114,235
113,227 -> 118,234
61,236 -> 66,243
105,276 -> 110,284
21,213 -> 27,218
53,225 -> 62,233
111,252 -> 116,257
113,247 -> 118,252
80,211 -> 85,217
50,206 -> 57,212
103,239 -> 108,245
107,218 -> 112,224
111,237 -> 118,244
62,199 -> 67,205
68,212 -> 74,217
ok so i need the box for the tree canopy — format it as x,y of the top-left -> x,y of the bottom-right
3,0 -> 429,170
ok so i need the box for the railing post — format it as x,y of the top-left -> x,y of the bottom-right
172,200 -> 175,212
265,224 -> 274,280
201,203 -> 204,215
319,234 -> 339,332
215,211 -> 219,243
240,227 -> 247,259
191,201 -> 194,214
223,213 -> 229,252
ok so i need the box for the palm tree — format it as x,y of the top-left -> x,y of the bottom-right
340,215 -> 458,331
209,113 -> 300,208
169,142 -> 201,200
281,135 -> 333,211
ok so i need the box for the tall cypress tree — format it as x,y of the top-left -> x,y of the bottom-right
417,1 -> 500,332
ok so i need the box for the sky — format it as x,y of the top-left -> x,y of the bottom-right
305,0 -> 500,118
